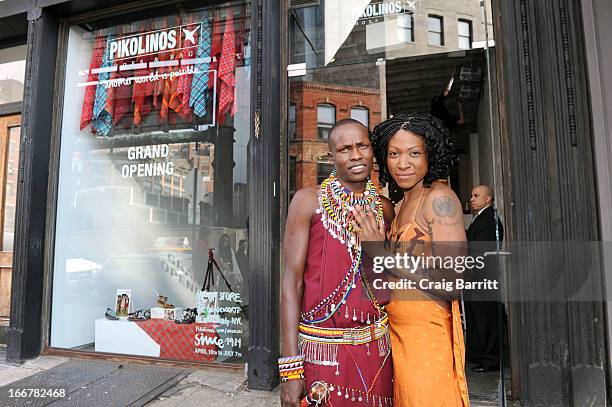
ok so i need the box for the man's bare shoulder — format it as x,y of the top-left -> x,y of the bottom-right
288,186 -> 319,218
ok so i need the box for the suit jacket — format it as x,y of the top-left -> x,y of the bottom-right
466,206 -> 503,294
467,206 -> 503,242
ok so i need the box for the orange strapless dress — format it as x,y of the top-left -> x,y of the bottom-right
386,199 -> 469,407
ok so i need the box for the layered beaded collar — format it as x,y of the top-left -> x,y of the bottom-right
316,170 -> 383,253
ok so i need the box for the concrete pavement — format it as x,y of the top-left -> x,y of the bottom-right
0,346 -> 518,406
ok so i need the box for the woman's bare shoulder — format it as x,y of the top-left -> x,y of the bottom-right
423,182 -> 462,219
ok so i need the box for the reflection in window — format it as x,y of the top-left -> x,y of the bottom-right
351,107 -> 369,128
428,15 -> 444,46
289,156 -> 296,200
458,19 -> 472,50
317,162 -> 334,185
3,126 -> 20,251
317,103 -> 336,139
289,103 -> 297,140
397,13 -> 414,43
0,45 -> 26,105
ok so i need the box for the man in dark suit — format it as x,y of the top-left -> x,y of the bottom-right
465,185 -> 504,372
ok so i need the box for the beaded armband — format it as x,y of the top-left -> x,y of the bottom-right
278,355 -> 305,382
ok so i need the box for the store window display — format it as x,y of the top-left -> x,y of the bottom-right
51,1 -> 250,365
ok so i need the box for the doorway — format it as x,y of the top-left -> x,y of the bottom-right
0,114 -> 21,343
287,0 -> 510,403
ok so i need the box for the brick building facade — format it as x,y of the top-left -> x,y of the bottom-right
289,81 -> 383,194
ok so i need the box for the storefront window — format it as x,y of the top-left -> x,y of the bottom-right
0,45 -> 26,104
51,1 -> 251,365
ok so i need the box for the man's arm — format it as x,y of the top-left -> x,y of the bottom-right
281,187 -> 315,356
280,187 -> 317,407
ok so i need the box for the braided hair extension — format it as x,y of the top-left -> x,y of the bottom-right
371,112 -> 454,189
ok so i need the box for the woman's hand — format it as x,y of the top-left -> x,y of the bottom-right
351,205 -> 386,243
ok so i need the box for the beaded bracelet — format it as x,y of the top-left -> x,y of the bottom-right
279,365 -> 304,376
278,355 -> 304,366
280,372 -> 304,382
278,355 -> 305,382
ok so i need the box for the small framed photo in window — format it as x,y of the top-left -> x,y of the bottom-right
115,289 -> 132,319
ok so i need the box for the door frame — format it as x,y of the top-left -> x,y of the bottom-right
0,113 -> 21,343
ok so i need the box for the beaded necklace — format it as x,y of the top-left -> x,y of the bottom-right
301,170 -> 383,324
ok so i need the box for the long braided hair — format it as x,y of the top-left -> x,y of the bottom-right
371,112 -> 454,190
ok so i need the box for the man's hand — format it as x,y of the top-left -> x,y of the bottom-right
281,379 -> 305,407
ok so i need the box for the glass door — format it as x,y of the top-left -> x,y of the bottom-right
287,0 -> 507,403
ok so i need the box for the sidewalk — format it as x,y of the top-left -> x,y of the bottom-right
147,369 -> 279,407
0,347 -> 517,407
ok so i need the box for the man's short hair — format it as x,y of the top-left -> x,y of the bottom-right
476,185 -> 494,201
328,118 -> 368,149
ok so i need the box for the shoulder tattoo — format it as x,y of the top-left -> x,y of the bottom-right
431,196 -> 457,218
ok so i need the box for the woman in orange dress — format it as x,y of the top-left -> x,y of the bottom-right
353,112 -> 469,406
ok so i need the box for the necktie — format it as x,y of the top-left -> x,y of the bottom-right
208,10 -> 222,90
92,35 -> 114,136
113,32 -> 133,127
174,18 -> 199,119
189,13 -> 212,118
133,43 -> 151,126
218,7 -> 236,124
80,36 -> 105,131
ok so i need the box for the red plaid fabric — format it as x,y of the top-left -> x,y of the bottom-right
132,51 -> 151,126
154,19 -> 170,112
160,67 -> 172,120
161,18 -> 181,120
136,319 -> 220,362
208,10 -> 223,90
80,36 -> 106,131
166,55 -> 182,115
132,25 -> 152,126
113,55 -> 132,125
174,19 -> 199,119
218,7 -> 236,125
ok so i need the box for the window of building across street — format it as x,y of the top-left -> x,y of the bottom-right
351,106 -> 369,128
317,162 -> 334,185
51,1 -> 251,365
289,103 -> 296,140
0,45 -> 26,105
458,19 -> 472,50
428,15 -> 444,46
317,103 -> 335,139
397,13 -> 414,43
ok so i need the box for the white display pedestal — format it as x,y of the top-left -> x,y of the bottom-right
94,318 -> 160,357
